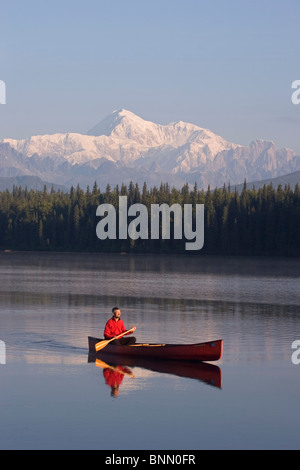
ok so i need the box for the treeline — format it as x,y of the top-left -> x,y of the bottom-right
0,180 -> 299,256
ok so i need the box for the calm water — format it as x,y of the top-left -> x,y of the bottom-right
0,251 -> 299,450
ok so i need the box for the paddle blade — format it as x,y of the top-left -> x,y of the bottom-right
95,340 -> 109,352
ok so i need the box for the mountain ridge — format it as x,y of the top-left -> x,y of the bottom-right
1,109 -> 300,190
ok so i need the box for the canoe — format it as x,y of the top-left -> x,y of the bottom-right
88,337 -> 223,362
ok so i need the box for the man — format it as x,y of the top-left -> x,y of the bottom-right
104,307 -> 136,345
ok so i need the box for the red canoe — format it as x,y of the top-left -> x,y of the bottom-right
88,337 -> 223,362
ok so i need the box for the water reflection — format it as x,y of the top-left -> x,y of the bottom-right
1,251 -> 299,277
1,252 -> 299,307
88,353 -> 222,395
95,358 -> 135,397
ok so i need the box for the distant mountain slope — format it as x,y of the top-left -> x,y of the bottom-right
234,170 -> 300,192
1,109 -> 300,190
0,175 -> 67,192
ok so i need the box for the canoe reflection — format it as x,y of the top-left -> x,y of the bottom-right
89,353 -> 222,395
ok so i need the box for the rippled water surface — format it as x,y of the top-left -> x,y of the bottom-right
0,252 -> 299,450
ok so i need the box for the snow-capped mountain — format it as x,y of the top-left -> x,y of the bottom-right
1,109 -> 300,190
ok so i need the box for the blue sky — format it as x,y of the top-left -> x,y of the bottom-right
1,0 -> 300,153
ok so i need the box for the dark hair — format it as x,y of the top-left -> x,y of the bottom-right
112,307 -> 120,313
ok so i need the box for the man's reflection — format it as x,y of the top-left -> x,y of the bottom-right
95,359 -> 134,397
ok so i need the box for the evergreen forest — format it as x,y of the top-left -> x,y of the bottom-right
0,180 -> 299,256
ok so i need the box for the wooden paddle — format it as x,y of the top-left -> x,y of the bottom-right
95,327 -> 136,352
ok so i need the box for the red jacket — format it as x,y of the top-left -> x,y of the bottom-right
103,367 -> 125,387
104,317 -> 130,339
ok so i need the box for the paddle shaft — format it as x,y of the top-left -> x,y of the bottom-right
95,327 -> 135,352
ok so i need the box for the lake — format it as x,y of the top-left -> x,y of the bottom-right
0,251 -> 299,450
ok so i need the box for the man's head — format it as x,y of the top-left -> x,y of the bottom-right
111,385 -> 119,397
112,307 -> 121,320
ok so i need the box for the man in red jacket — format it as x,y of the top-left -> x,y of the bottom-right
104,307 -> 136,345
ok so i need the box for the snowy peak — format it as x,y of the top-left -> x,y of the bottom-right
87,108 -> 137,137
86,108 -> 235,153
87,108 -> 168,145
87,108 -> 162,142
